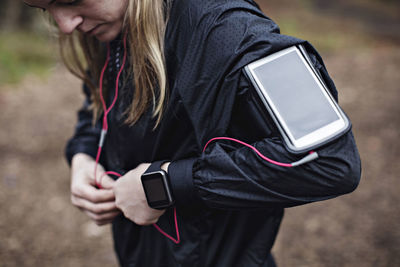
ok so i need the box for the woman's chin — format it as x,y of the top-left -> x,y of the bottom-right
93,28 -> 121,42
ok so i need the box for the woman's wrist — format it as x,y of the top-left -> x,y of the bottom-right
71,153 -> 94,171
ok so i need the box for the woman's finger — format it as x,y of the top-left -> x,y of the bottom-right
71,194 -> 119,214
83,210 -> 121,225
72,183 -> 115,203
99,174 -> 116,189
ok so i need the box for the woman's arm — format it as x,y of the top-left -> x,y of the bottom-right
165,3 -> 361,210
168,74 -> 361,210
65,83 -> 102,165
66,83 -> 120,225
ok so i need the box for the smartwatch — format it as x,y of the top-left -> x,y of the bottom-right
141,161 -> 174,210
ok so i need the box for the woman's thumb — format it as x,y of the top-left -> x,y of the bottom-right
99,174 -> 116,189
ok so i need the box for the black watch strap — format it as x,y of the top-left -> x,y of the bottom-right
145,160 -> 170,174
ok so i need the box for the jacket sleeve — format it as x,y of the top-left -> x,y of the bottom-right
166,1 -> 361,210
65,83 -> 102,166
168,73 -> 362,210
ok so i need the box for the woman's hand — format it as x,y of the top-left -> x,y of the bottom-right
114,163 -> 165,226
70,153 -> 121,225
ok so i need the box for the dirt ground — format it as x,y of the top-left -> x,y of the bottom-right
1,1 -> 399,266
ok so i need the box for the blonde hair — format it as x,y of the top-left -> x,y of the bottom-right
59,0 -> 171,127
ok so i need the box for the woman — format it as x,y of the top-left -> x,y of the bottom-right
23,0 -> 361,266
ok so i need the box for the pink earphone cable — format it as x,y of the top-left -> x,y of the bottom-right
203,137 -> 318,168
203,137 -> 293,167
93,32 -> 180,244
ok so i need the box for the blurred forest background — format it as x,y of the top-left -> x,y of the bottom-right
0,0 -> 399,266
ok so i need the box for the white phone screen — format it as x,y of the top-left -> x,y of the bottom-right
252,49 -> 340,140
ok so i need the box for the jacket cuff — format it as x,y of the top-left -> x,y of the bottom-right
168,158 -> 202,208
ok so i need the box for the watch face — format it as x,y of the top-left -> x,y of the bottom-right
141,171 -> 174,209
142,174 -> 168,202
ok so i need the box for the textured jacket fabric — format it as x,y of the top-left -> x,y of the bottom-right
65,0 -> 362,266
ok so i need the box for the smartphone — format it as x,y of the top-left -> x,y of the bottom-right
244,45 -> 351,153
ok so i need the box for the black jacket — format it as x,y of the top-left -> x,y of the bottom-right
65,0 -> 361,266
